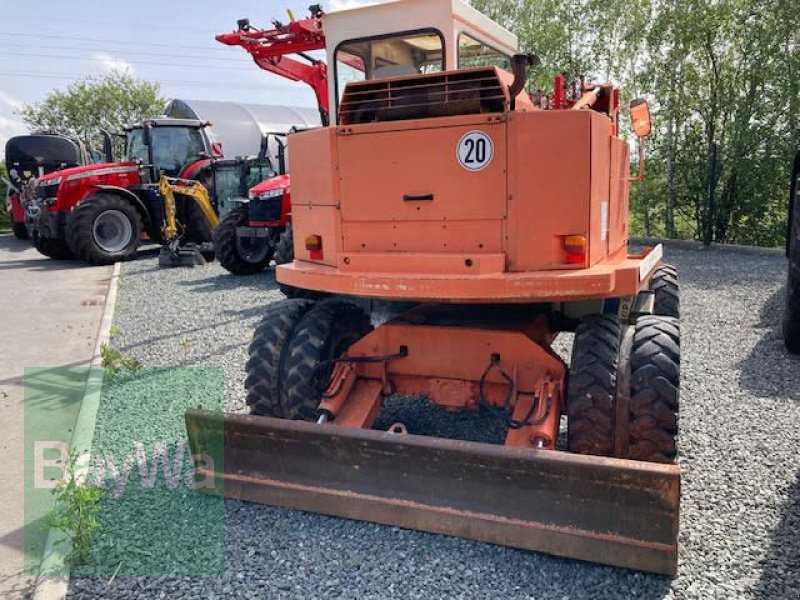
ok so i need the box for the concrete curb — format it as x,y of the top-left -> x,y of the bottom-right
32,261 -> 121,600
630,236 -> 784,256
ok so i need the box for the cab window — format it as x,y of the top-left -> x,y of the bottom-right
125,128 -> 148,164
151,127 -> 206,177
458,33 -> 510,70
335,30 -> 444,102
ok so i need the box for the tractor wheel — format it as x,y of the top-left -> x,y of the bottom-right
785,261 -> 800,354
649,264 -> 679,318
66,194 -> 141,265
12,221 -> 29,240
627,315 -> 680,463
274,224 -> 294,265
566,316 -> 621,457
245,299 -> 315,416
279,300 -> 373,421
34,237 -> 73,260
215,207 -> 273,275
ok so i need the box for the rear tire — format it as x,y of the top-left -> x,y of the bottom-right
274,225 -> 324,298
280,300 -> 372,421
274,224 -> 294,265
215,207 -> 273,275
628,315 -> 680,463
245,299 -> 315,416
66,194 -> 141,265
34,237 -> 73,260
12,222 -> 28,240
649,264 -> 679,318
785,262 -> 800,354
566,316 -> 621,457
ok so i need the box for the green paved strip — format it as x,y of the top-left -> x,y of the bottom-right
26,366 -> 225,578
73,366 -> 224,577
23,367 -> 89,576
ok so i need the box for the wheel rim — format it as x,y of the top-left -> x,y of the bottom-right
236,231 -> 270,264
93,210 -> 133,253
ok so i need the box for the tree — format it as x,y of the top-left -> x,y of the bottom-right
469,0 -> 800,247
19,71 -> 165,159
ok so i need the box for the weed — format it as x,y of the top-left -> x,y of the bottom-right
179,338 -> 194,362
100,344 -> 141,378
109,325 -> 121,339
48,449 -> 105,566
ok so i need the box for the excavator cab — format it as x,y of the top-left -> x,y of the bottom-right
187,0 -> 680,575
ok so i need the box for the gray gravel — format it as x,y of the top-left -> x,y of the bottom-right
69,243 -> 800,599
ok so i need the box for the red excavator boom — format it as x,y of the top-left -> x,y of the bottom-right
216,7 -> 329,124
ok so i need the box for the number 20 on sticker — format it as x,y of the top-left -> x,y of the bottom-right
457,131 -> 494,172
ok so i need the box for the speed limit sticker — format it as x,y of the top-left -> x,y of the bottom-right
457,131 -> 494,171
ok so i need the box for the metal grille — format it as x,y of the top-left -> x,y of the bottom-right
36,181 -> 60,200
339,67 -> 508,125
248,196 -> 282,223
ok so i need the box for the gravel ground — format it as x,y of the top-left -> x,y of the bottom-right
68,243 -> 800,599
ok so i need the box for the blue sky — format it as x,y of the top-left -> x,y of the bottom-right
0,0 -> 383,158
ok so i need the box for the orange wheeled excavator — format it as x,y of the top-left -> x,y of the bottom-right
187,0 -> 681,575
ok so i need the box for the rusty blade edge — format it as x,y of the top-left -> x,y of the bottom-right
198,467 -> 676,555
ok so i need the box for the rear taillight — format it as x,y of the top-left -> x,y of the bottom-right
305,234 -> 323,260
563,235 -> 587,265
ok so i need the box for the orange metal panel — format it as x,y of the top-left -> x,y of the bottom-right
588,113 -> 611,264
352,322 -> 564,390
342,220 -> 504,254
337,252 -> 505,275
506,111 -> 592,271
289,128 -> 339,207
291,203 -> 341,267
337,120 -> 507,223
277,247 -> 658,302
608,137 -> 631,252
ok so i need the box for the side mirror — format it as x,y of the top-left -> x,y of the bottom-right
628,99 -> 651,183
211,142 -> 223,158
100,129 -> 114,162
630,98 -> 651,138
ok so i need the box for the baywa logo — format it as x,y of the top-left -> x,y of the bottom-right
34,441 -> 215,499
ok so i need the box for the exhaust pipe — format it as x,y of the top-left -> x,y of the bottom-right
509,53 -> 540,109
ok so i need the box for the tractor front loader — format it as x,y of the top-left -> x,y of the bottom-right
187,0 -> 681,575
212,7 -> 328,276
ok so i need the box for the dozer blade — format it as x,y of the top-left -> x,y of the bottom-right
159,246 -> 206,268
185,409 -> 680,575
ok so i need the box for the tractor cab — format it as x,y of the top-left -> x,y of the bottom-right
211,144 -> 278,219
123,118 -> 220,183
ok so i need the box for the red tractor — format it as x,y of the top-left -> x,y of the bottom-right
213,7 -> 327,275
214,133 -> 294,274
4,133 -> 94,241
30,118 -> 221,263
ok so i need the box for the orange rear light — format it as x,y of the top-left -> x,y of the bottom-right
563,235 -> 587,265
305,234 -> 323,260
305,234 -> 322,251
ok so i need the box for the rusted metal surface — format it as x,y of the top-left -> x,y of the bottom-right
185,409 -> 680,575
